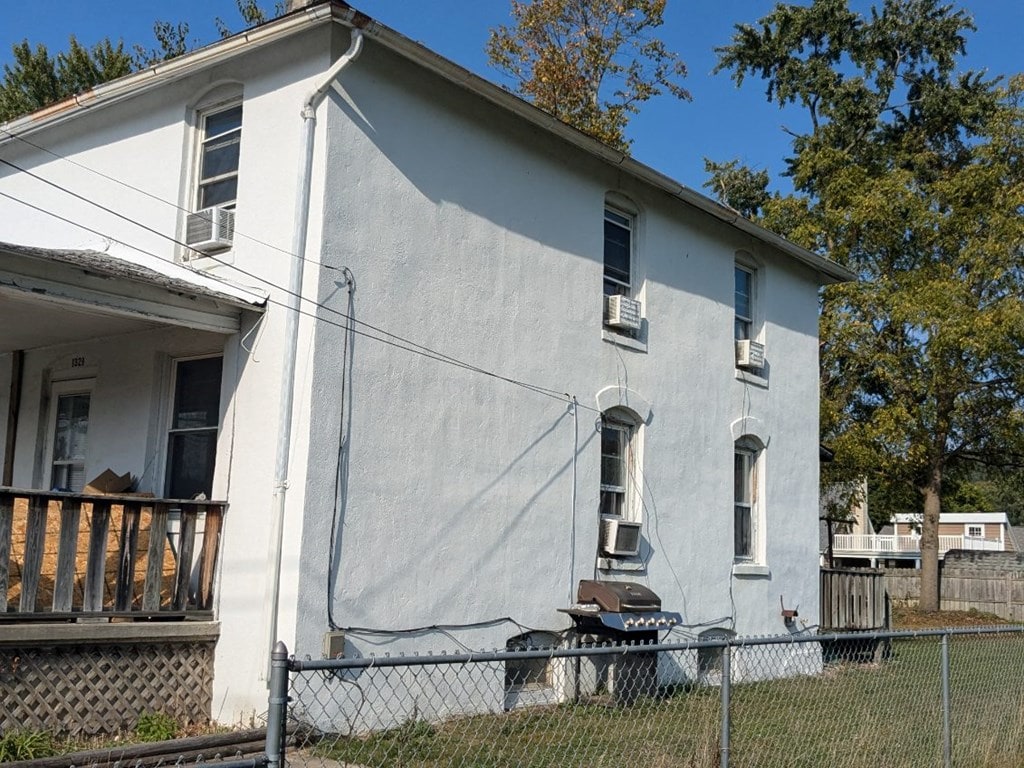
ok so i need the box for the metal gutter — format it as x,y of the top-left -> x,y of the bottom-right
0,3 -> 337,143
0,0 -> 853,284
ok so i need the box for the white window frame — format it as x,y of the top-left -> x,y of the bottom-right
162,355 -> 223,500
599,408 -> 643,523
966,524 -> 983,538
44,378 -> 94,492
603,206 -> 634,298
734,436 -> 765,565
194,101 -> 243,212
735,263 -> 755,342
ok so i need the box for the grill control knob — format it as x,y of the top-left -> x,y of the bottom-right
646,618 -> 656,626
657,618 -> 667,625
668,618 -> 677,625
625,619 -> 634,627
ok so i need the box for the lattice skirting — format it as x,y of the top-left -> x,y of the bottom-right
0,638 -> 214,736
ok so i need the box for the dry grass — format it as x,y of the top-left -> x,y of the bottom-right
892,603 -> 1013,629
312,634 -> 1024,768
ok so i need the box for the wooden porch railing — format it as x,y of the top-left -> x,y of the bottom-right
0,488 -> 225,619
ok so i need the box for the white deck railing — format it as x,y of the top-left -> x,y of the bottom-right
832,533 -> 1004,559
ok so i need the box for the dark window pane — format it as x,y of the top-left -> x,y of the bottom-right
205,106 -> 242,138
735,505 -> 751,558
600,490 -> 624,517
200,177 -> 238,208
54,393 -> 90,461
735,267 -> 751,318
167,431 -> 217,499
201,135 -> 240,180
173,358 -> 223,430
604,219 -> 630,285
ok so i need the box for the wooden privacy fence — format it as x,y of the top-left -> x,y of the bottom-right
884,551 -> 1024,622
820,567 -> 890,631
0,488 -> 225,618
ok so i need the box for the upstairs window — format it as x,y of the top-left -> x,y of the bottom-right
604,207 -> 632,297
197,104 -> 242,211
166,357 -> 223,499
735,265 -> 754,341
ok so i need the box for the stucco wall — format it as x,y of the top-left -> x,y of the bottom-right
291,35 -> 824,672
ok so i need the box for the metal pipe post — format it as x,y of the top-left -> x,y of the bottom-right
720,645 -> 731,768
941,633 -> 951,768
265,641 -> 290,768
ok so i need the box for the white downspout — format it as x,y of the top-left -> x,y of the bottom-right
262,28 -> 364,677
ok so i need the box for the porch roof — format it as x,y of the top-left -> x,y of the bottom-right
0,241 -> 267,352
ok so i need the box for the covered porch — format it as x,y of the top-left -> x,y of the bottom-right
0,242 -> 265,620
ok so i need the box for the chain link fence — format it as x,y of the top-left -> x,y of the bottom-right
266,627 -> 1024,768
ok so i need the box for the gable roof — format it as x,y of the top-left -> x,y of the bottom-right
0,2 -> 854,285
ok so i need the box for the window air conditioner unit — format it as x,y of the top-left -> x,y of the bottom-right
605,295 -> 642,331
735,339 -> 765,369
601,516 -> 643,557
184,206 -> 235,255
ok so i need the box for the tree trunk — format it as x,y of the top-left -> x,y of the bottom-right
919,470 -> 943,612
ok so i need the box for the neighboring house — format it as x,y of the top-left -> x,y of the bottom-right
0,1 -> 851,724
827,510 -> 1015,568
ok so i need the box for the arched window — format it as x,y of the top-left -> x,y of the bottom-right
734,435 -> 764,562
600,407 -> 642,521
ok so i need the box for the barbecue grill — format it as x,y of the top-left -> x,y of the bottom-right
560,580 -> 683,705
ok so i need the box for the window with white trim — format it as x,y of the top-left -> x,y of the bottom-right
47,381 -> 93,492
966,524 -> 983,538
196,104 -> 242,211
735,264 -> 754,341
734,437 -> 763,562
604,207 -> 632,298
600,409 -> 641,520
165,356 -> 223,499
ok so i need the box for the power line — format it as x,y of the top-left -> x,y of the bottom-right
0,126 -> 315,269
0,155 -> 580,401
0,139 -> 584,403
0,186 -> 594,409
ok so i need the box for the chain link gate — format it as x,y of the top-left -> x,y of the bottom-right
262,627 -> 1024,768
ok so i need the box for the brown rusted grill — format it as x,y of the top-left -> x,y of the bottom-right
577,580 -> 661,612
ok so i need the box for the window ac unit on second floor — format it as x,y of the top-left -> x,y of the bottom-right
184,206 -> 235,255
605,294 -> 642,331
601,516 -> 643,557
735,339 -> 765,369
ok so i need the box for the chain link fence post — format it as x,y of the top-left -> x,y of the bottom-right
941,633 -> 951,768
265,641 -> 290,768
720,643 -> 731,768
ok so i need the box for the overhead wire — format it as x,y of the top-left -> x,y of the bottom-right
0,180 -> 590,409
0,138 -> 601,410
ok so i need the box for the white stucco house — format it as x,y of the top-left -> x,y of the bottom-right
0,1 -> 852,723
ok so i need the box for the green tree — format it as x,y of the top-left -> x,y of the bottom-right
0,37 -> 133,122
486,0 -> 690,151
711,0 -> 1024,611
2,1 -> 283,121
215,0 -> 287,39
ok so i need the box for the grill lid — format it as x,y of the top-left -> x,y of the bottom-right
577,580 -> 661,612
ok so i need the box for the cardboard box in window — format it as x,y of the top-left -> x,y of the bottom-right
84,469 -> 154,497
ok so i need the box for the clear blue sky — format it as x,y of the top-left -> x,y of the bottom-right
3,1 -> 1022,192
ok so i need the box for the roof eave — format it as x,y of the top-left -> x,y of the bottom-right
0,2 -> 338,142
335,8 -> 855,285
